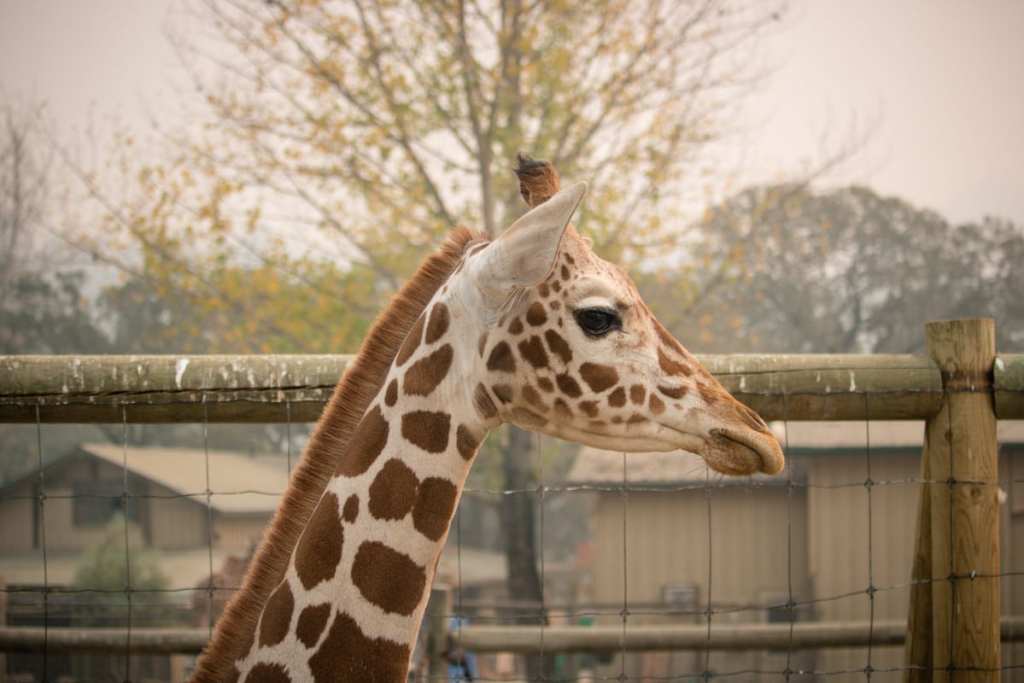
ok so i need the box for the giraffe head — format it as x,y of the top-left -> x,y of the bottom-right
452,159 -> 783,476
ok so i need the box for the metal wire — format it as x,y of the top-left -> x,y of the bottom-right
864,393 -> 875,681
34,405 -> 49,682
621,450 -> 628,682
538,430 -> 547,681
702,460 -> 713,680
1,380 -> 1017,682
782,390 -> 795,682
121,406 -> 133,683
202,396 -> 215,641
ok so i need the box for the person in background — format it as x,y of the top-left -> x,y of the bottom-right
445,615 -> 477,682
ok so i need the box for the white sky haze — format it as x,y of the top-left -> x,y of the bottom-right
2,0 -> 1023,224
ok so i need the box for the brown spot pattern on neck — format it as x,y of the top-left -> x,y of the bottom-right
335,405 -> 389,477
425,302 -> 450,344
295,603 -> 331,649
257,581 -> 293,648
401,411 -> 451,453
351,542 -> 426,616
395,314 -> 426,367
294,493 -> 343,590
192,229 -> 475,683
308,611 -> 410,683
245,662 -> 290,683
413,477 -> 459,541
403,344 -> 454,397
368,459 -> 419,520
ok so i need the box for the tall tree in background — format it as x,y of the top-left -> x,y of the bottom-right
0,106 -> 112,480
0,106 -> 107,354
680,184 -> 1024,353
69,2 -> 783,674
74,0 -> 782,346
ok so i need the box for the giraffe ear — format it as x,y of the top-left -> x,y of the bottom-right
473,182 -> 586,307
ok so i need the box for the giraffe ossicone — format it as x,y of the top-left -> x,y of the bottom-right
194,158 -> 784,683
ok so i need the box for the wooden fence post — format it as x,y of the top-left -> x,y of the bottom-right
919,319 -> 1000,682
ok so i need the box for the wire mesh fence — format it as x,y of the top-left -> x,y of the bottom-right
1,336 -> 1022,682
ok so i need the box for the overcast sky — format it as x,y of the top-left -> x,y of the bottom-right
2,0 -> 1022,225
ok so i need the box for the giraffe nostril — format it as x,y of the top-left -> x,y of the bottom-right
735,401 -> 769,433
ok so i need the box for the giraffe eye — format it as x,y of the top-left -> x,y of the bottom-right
574,307 -> 621,338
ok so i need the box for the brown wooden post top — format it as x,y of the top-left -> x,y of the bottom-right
924,319 -> 999,683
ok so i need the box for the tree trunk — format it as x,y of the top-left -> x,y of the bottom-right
500,424 -> 552,679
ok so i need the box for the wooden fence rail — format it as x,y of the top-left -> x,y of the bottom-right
0,320 -> 1020,678
1,352 -> 1022,423
3,618 -> 1024,656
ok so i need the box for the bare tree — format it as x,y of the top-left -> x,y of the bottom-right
0,105 -> 49,300
75,2 -> 786,675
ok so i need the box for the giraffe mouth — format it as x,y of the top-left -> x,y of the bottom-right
531,417 -> 706,455
706,429 -> 785,476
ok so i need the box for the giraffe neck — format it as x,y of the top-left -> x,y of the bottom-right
238,295 -> 494,683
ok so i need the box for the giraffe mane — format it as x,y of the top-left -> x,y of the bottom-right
192,228 -> 479,683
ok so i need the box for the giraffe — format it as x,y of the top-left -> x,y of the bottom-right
191,158 -> 784,683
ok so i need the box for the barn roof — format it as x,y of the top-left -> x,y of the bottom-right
567,420 -> 1024,485
79,442 -> 288,514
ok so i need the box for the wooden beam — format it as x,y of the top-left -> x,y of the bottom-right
4,618 -> 1024,655
703,353 -> 942,420
0,353 -> 947,423
0,627 -> 207,654
0,355 -> 350,423
924,319 -> 1000,683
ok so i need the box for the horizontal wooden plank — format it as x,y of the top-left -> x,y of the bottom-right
0,354 -> 349,396
455,617 -> 1024,653
3,618 -> 1024,654
0,355 -> 348,423
0,352 -> 982,423
701,354 -> 942,421
0,626 -> 208,654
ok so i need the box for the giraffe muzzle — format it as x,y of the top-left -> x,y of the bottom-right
706,428 -> 785,476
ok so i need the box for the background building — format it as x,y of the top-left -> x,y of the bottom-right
568,421 -> 1024,681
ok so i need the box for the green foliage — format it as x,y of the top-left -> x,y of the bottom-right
68,515 -> 174,682
72,1 -> 780,356
0,270 -> 109,354
72,514 -> 169,596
